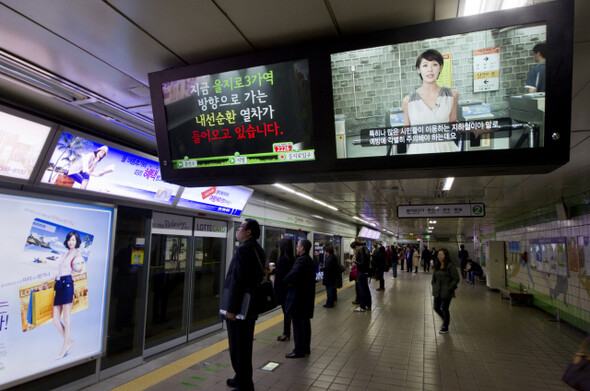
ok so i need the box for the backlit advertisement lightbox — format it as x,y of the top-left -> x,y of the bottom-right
176,185 -> 253,216
0,192 -> 113,388
0,109 -> 52,181
40,132 -> 180,204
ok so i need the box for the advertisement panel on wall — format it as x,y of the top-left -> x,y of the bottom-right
40,132 -> 180,204
177,186 -> 253,216
0,109 -> 52,181
0,192 -> 113,388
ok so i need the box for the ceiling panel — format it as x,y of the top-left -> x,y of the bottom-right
109,0 -> 253,64
328,0 -> 436,35
215,0 -> 338,48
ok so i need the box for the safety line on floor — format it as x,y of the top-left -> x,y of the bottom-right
111,281 -> 353,391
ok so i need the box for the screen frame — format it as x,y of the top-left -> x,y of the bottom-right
149,0 -> 573,186
149,45 -> 331,186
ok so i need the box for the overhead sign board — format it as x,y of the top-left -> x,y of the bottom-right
397,204 -> 485,218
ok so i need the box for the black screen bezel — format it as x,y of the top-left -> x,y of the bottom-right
149,0 -> 573,186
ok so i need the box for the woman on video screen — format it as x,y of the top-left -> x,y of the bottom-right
402,49 -> 459,154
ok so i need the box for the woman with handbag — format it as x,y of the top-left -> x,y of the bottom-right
273,238 -> 295,341
48,231 -> 85,360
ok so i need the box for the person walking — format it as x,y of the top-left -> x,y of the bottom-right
432,248 -> 460,334
412,246 -> 420,273
222,219 -> 265,391
390,245 -> 399,279
284,238 -> 316,358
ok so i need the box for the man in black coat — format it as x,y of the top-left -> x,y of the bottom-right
222,219 -> 265,391
284,238 -> 316,358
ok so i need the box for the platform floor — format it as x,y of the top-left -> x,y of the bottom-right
84,269 -> 584,391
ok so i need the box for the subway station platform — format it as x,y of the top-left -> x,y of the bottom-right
83,269 -> 584,391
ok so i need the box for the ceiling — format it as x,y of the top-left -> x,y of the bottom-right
0,0 -> 589,240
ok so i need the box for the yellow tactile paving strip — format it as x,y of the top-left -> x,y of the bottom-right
112,281 -> 354,391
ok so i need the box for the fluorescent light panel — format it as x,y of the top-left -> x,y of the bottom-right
442,177 -> 454,191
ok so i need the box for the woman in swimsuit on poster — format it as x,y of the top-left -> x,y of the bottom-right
48,231 -> 85,360
402,49 -> 459,155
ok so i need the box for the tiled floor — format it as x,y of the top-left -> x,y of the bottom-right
84,269 -> 584,391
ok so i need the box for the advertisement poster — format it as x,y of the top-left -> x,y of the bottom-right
0,110 -> 52,181
529,237 -> 568,276
176,185 -> 253,216
40,132 -> 180,204
0,193 -> 113,388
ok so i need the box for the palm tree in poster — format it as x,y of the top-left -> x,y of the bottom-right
47,134 -> 89,183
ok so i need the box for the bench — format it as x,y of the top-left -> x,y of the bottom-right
498,286 -> 533,306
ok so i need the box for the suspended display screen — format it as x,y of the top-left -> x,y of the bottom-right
150,0 -> 572,186
331,23 -> 547,159
157,59 -> 314,169
40,132 -> 180,204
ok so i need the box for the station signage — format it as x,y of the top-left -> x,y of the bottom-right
397,203 -> 485,218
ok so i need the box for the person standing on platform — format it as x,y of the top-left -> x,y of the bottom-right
421,245 -> 431,272
406,245 -> 413,272
284,238 -> 316,358
352,241 -> 372,312
412,245 -> 421,273
458,244 -> 469,280
390,245 -> 399,279
321,242 -> 340,308
222,218 -> 265,391
273,237 -> 295,342
373,243 -> 387,291
432,248 -> 460,334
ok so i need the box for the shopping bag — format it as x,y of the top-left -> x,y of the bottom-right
26,293 -> 33,325
32,287 -> 54,326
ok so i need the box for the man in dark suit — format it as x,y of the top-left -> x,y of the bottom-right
283,238 -> 316,358
222,219 -> 265,391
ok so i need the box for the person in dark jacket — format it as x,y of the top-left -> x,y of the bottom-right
373,243 -> 387,291
222,218 -> 265,391
390,245 -> 399,278
458,244 -> 469,280
283,238 -> 316,358
321,242 -> 340,308
351,241 -> 372,312
431,248 -> 460,334
421,245 -> 431,272
466,259 -> 484,284
273,237 -> 295,341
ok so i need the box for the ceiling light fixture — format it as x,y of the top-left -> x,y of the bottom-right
429,220 -> 437,224
272,183 -> 338,211
442,177 -> 455,191
460,0 -> 532,16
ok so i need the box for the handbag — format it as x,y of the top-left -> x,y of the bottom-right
250,249 -> 278,315
563,337 -> 590,390
349,264 -> 358,281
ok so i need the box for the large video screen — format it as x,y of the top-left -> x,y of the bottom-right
0,192 -> 113,388
331,23 -> 547,159
0,109 -> 52,181
40,132 -> 180,204
160,59 -> 314,169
